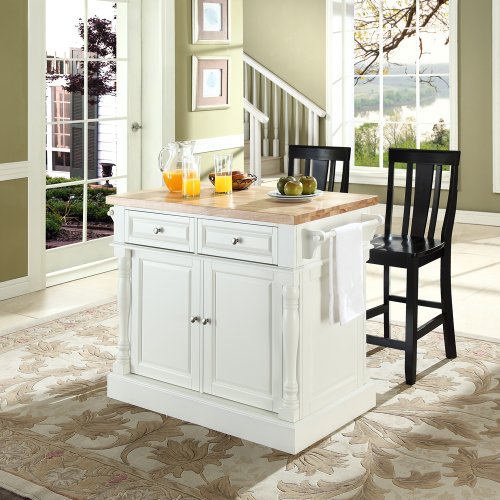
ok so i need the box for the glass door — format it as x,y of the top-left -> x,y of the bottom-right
45,0 -> 140,277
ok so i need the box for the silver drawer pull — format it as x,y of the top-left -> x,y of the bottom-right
153,226 -> 164,235
190,316 -> 199,324
202,318 -> 210,325
231,237 -> 240,245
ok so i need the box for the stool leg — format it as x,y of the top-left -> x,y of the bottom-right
441,252 -> 457,359
383,265 -> 391,338
405,264 -> 419,385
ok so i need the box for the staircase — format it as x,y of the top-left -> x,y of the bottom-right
243,53 -> 327,184
243,140 -> 281,178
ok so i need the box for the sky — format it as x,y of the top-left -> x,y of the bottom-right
46,0 -> 116,57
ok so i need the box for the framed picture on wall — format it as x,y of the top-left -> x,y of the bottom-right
192,56 -> 229,111
192,0 -> 230,44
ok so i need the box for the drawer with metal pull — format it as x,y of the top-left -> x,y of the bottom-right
125,210 -> 195,252
197,219 -> 277,264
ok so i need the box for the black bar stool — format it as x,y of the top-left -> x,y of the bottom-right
366,147 -> 461,385
287,145 -> 351,193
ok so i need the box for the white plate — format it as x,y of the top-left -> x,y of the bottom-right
267,190 -> 323,202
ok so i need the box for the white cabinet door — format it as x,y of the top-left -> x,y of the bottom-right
203,261 -> 278,411
130,248 -> 201,390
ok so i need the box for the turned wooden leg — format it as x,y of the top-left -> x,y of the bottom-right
114,247 -> 131,375
279,284 -> 300,422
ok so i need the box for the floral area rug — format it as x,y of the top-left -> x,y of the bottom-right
1,303 -> 500,499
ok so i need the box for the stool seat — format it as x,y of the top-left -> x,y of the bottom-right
369,235 -> 445,266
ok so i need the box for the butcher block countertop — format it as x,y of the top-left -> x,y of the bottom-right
107,186 -> 378,225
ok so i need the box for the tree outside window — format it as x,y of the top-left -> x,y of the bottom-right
354,0 -> 451,168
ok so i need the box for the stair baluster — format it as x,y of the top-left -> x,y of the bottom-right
294,101 -> 300,175
273,84 -> 280,157
262,76 -> 270,157
243,53 -> 326,180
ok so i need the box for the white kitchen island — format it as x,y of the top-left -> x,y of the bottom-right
106,186 -> 379,453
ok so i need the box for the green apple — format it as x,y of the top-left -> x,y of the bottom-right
277,176 -> 296,195
284,180 -> 303,196
298,175 -> 317,195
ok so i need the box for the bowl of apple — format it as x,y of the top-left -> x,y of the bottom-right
208,171 -> 258,191
267,175 -> 322,201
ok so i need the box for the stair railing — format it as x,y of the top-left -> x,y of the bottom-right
244,53 -> 327,175
244,98 -> 269,184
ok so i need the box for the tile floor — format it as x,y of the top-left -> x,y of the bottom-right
0,221 -> 499,341
0,271 -> 117,334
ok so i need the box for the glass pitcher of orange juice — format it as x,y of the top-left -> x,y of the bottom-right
158,141 -> 196,192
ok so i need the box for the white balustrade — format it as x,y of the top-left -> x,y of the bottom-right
244,98 -> 269,185
243,53 -> 326,177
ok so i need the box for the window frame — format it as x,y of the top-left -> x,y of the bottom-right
326,0 -> 458,188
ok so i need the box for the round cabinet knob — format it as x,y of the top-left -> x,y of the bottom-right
232,237 -> 240,245
153,227 -> 163,235
190,316 -> 199,323
202,318 -> 210,325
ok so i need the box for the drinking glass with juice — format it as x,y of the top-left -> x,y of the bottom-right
214,154 -> 233,194
182,155 -> 201,198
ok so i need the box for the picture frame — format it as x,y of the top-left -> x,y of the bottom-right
192,0 -> 230,44
192,56 -> 230,111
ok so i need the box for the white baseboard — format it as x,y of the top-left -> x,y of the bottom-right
0,276 -> 30,301
370,204 -> 500,227
46,258 -> 118,287
193,134 -> 244,154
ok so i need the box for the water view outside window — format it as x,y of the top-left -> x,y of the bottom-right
354,0 -> 451,168
45,0 -> 126,249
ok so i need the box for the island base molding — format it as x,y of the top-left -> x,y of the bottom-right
108,372 -> 376,454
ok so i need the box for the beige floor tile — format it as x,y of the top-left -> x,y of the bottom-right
0,311 -> 36,334
0,272 -> 117,320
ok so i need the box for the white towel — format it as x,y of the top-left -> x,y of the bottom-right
329,223 -> 365,325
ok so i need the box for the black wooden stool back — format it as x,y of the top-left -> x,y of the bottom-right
287,145 -> 351,193
385,148 -> 461,244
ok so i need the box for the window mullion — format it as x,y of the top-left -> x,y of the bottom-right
83,0 -> 89,243
378,1 -> 384,169
416,0 -> 421,148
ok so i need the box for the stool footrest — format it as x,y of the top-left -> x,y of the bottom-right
366,335 -> 406,350
366,304 -> 389,319
416,314 -> 444,340
388,295 -> 442,309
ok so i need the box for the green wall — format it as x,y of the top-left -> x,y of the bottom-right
243,0 -> 326,148
243,0 -> 326,109
0,180 -> 29,282
244,0 -> 500,212
175,0 -> 244,176
0,0 -> 29,283
0,0 -> 28,164
455,0 -> 498,211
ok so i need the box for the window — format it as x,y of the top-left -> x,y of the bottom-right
327,0 -> 457,182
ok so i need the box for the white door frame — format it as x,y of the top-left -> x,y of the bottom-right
0,0 -> 46,300
141,0 -> 176,189
2,0 -> 175,297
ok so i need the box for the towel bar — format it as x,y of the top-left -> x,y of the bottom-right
303,213 -> 384,259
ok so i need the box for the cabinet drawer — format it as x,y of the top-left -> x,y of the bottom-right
198,219 -> 277,264
125,211 -> 195,252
